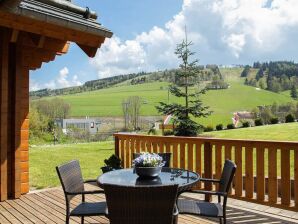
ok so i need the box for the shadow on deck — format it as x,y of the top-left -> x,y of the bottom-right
0,187 -> 297,223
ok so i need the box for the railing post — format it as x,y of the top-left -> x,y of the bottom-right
204,142 -> 212,202
114,135 -> 119,157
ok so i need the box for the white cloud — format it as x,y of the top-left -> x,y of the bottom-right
30,67 -> 82,91
91,0 -> 298,78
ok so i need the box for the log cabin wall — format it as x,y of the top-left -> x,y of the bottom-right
0,27 -> 29,200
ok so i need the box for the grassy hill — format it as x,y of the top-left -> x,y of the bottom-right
38,68 -> 294,126
37,69 -> 292,126
200,122 -> 298,141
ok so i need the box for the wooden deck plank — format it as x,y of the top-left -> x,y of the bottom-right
14,198 -> 53,224
6,199 -> 42,224
21,193 -> 68,223
0,188 -> 295,223
40,189 -> 106,224
0,201 -> 33,224
0,204 -> 22,224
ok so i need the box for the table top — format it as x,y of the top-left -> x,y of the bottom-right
97,167 -> 199,191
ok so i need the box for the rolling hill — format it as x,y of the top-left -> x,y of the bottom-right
38,68 -> 294,126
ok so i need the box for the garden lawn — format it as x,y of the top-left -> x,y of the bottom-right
200,122 -> 298,141
29,141 -> 114,189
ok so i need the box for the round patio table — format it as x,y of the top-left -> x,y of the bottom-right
97,167 -> 200,192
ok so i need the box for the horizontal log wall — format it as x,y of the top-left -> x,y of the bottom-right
114,133 -> 298,211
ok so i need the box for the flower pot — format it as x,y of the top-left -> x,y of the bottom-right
135,166 -> 162,178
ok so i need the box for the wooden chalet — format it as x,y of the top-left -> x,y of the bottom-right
0,0 -> 112,200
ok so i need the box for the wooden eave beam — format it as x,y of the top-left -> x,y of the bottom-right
10,29 -> 19,43
77,43 -> 101,58
0,11 -> 107,49
21,33 -> 69,54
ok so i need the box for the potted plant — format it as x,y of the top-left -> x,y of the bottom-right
101,154 -> 122,173
132,152 -> 165,178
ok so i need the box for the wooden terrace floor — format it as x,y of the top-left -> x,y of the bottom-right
0,186 -> 297,223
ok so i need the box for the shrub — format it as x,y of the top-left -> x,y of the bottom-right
254,118 -> 263,126
242,121 -> 250,128
163,130 -> 174,136
270,117 -> 279,124
226,124 -> 235,129
285,114 -> 295,123
204,125 -> 214,132
216,124 -> 223,131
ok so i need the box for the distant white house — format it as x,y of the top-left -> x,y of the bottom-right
55,118 -> 101,134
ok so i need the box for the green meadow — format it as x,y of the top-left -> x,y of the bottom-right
45,68 -> 293,126
201,122 -> 298,141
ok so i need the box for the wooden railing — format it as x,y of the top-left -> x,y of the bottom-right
114,133 -> 298,211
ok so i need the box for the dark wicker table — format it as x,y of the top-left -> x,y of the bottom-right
97,167 -> 200,192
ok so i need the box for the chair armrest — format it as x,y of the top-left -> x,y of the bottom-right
200,178 -> 220,183
173,204 -> 179,216
84,179 -> 97,184
179,189 -> 226,197
190,190 -> 227,196
66,190 -> 105,195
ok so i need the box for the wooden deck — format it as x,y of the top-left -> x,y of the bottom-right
0,186 -> 297,223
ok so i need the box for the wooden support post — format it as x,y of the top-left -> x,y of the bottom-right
9,40 -> 22,198
204,142 -> 212,202
0,28 -> 9,201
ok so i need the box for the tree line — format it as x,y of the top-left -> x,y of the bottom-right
242,61 -> 298,95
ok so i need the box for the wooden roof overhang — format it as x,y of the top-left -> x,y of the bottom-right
0,0 -> 112,200
0,0 -> 113,70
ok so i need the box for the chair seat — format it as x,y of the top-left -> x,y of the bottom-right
70,202 -> 107,216
177,199 -> 223,217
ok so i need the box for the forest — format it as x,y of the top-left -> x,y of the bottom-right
242,61 -> 298,93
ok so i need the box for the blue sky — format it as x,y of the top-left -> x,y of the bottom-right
30,0 -> 298,91
30,0 -> 182,90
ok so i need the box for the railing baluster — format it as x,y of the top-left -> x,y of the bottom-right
281,148 -> 291,206
115,136 -> 119,157
195,142 -> 202,189
295,149 -> 298,208
131,138 -> 136,154
140,139 -> 145,152
235,145 -> 243,197
188,142 -> 194,171
173,142 -> 178,168
180,142 -> 186,169
165,142 -> 171,153
257,147 -> 265,202
125,138 -> 130,168
245,146 -> 254,198
215,144 -> 222,180
135,138 -> 140,153
152,142 -> 158,153
225,144 -> 232,160
268,147 -> 277,204
204,142 -> 212,201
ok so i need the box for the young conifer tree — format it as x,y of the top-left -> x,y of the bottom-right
156,29 -> 211,136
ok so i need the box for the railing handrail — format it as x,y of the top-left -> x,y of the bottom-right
114,133 -> 298,147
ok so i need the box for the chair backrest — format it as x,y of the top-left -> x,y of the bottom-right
133,153 -> 172,167
104,183 -> 178,224
56,160 -> 84,199
219,160 -> 237,193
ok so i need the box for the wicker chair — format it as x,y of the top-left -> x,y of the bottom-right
103,183 -> 179,224
133,152 -> 172,167
177,160 -> 236,224
56,160 -> 106,224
